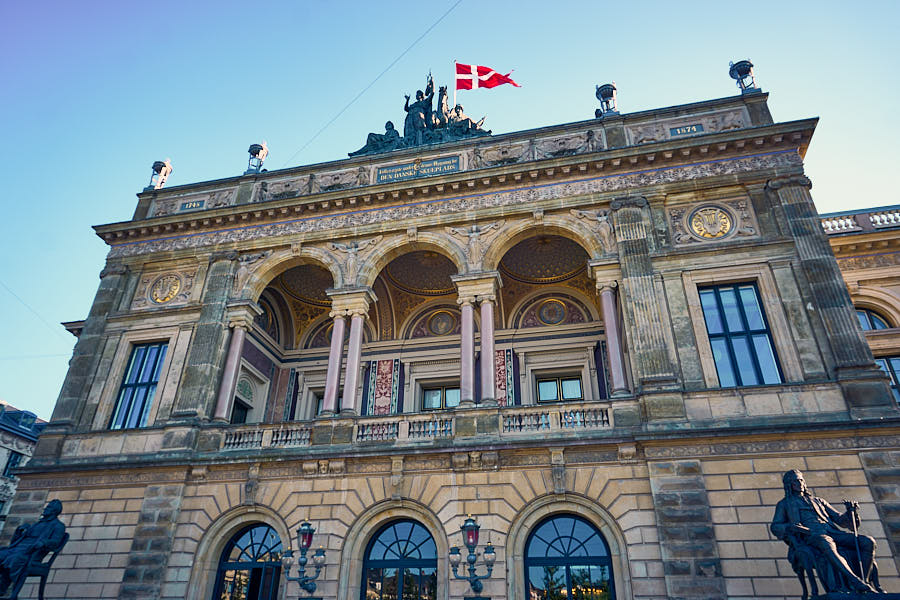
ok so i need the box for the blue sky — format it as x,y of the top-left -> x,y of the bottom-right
1,1 -> 898,419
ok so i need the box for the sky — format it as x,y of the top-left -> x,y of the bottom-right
1,1 -> 898,420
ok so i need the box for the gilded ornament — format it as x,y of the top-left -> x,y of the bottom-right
427,310 -> 457,336
689,206 -> 733,239
537,299 -> 567,325
149,274 -> 181,304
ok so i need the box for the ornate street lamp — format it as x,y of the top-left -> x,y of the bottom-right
281,521 -> 326,598
450,516 -> 496,598
245,141 -> 269,174
729,60 -> 759,93
594,82 -> 618,118
145,159 -> 172,191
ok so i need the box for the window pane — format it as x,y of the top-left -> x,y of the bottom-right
889,358 -> 900,381
125,387 -> 149,429
571,565 -> 611,599
719,287 -> 744,333
422,390 -> 441,410
445,388 -> 460,408
139,346 -> 159,383
124,346 -> 146,384
111,387 -> 134,429
731,336 -> 759,385
420,568 -> 437,600
382,568 -> 398,599
402,568 -> 420,600
871,312 -> 889,330
739,285 -> 765,330
538,380 -> 559,402
710,339 -> 736,387
561,379 -> 583,400
752,334 -> 781,384
700,290 -> 724,334
857,310 -> 871,331
529,565 -> 565,600
152,344 -> 168,380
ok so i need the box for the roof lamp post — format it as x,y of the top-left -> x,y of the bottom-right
145,159 -> 172,191
729,60 -> 759,93
246,141 -> 269,174
281,521 -> 326,598
594,83 -> 618,118
450,516 -> 495,598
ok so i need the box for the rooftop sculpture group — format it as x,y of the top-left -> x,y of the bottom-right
350,73 -> 490,157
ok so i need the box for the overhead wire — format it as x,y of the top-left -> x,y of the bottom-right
280,0 -> 463,168
0,278 -> 73,343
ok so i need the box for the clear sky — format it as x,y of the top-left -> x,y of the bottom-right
1,1 -> 898,420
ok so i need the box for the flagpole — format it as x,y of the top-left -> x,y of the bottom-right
453,60 -> 457,108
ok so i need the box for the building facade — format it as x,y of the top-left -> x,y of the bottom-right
0,402 -> 45,522
8,80 -> 900,600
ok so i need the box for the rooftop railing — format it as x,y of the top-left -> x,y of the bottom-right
820,206 -> 900,235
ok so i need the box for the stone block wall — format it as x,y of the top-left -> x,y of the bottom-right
702,454 -> 899,599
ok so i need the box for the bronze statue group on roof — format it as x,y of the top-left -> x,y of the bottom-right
350,73 -> 491,157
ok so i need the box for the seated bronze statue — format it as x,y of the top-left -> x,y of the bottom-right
0,499 -> 67,599
771,470 -> 884,598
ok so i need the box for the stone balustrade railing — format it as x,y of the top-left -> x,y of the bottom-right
820,206 -> 900,235
219,401 -> 613,451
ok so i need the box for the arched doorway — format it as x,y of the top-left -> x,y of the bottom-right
361,519 -> 438,600
524,514 -> 615,599
212,523 -> 283,600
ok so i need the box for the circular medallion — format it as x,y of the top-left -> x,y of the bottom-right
149,274 -> 181,304
427,310 -> 457,336
689,206 -> 733,239
236,378 -> 254,401
537,299 -> 567,325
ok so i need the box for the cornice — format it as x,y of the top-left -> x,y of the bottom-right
96,119 -> 816,249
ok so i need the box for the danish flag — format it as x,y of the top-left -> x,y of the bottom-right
455,62 -> 521,90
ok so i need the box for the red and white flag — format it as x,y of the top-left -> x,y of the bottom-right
456,62 -> 521,90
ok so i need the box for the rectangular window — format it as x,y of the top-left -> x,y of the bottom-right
230,399 -> 251,425
699,283 -> 782,388
875,357 -> 900,403
536,377 -> 583,403
422,387 -> 460,410
3,452 -> 22,478
109,341 -> 168,430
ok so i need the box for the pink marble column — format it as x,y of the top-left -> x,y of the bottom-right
458,297 -> 475,403
599,282 -> 628,395
322,312 -> 346,415
479,297 -> 496,403
214,325 -> 247,421
341,310 -> 366,414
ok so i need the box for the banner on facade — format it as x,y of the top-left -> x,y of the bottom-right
366,359 -> 401,415
494,348 -> 516,407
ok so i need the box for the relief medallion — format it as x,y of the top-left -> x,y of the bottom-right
149,274 -> 181,304
689,205 -> 734,239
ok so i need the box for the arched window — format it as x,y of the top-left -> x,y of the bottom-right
361,519 -> 437,600
213,523 -> 283,600
525,515 -> 615,600
856,308 -> 891,331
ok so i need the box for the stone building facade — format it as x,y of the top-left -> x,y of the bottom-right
0,402 -> 44,521
8,85 -> 900,600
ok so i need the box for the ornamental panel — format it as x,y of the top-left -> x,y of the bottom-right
667,198 -> 759,246
131,268 -> 197,309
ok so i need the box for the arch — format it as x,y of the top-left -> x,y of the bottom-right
256,288 -> 293,348
302,311 -> 377,348
357,232 -> 467,289
186,505 -> 291,600
399,298 -> 481,339
505,286 -> 601,329
212,523 -> 283,600
482,216 -> 603,273
851,286 -> 900,328
241,247 -> 343,301
361,519 -> 438,599
505,494 -> 632,600
338,499 -> 450,600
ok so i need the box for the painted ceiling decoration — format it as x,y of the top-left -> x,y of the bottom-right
277,265 -> 333,307
384,251 -> 457,296
499,235 -> 588,284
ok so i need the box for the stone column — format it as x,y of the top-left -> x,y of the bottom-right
321,311 -> 347,416
341,308 -> 367,415
596,281 -> 628,396
458,296 -> 476,404
610,197 -> 677,388
172,251 -> 239,421
212,305 -> 259,422
479,295 -> 497,403
49,263 -> 130,431
327,287 -> 376,416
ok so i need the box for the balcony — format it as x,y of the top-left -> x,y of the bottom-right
220,400 -> 614,451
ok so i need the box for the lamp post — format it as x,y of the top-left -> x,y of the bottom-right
281,521 -> 326,599
450,516 -> 496,599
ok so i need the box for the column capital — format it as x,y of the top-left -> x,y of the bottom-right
766,175 -> 812,191
587,261 -> 622,289
610,195 -> 648,211
328,309 -> 349,319
595,280 -> 618,294
476,294 -> 497,303
457,296 -> 477,307
452,271 -> 502,300
225,301 -> 262,329
327,286 -> 377,315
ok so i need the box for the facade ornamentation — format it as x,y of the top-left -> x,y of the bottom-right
570,208 -> 617,254
445,221 -> 503,271
132,269 -> 196,309
668,199 -> 759,246
329,237 -> 382,286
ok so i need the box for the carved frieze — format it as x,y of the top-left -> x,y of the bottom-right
131,268 -> 197,309
151,188 -> 236,217
625,108 -> 749,145
110,150 -> 801,258
667,198 -> 759,246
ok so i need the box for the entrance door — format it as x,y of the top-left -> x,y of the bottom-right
213,523 -> 283,600
362,519 -> 438,600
